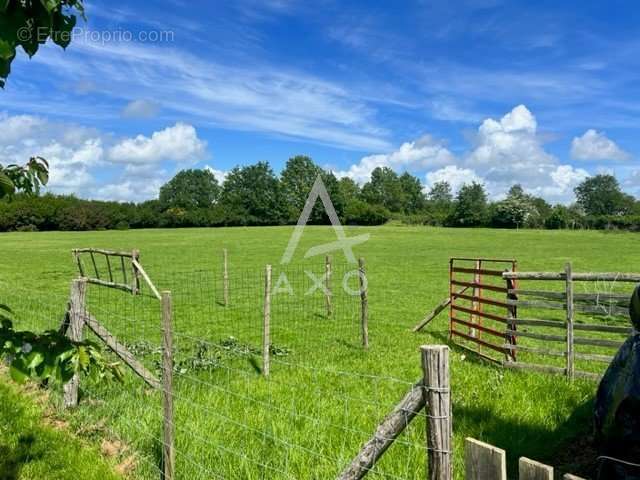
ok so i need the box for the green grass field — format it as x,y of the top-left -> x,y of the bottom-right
1,225 -> 637,479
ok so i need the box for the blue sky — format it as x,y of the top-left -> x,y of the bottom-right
1,0 -> 639,202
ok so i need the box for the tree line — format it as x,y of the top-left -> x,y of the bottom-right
1,155 -> 639,232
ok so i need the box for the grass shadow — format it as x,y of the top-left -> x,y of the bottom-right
0,434 -> 39,480
456,398 -> 595,478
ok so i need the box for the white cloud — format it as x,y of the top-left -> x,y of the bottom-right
571,129 -> 630,161
335,135 -> 455,183
0,112 -> 44,143
341,104 -> 597,204
462,104 -> 587,202
425,165 -> 482,194
205,165 -> 228,184
122,99 -> 161,119
7,39 -> 391,151
94,179 -> 165,203
108,123 -> 207,165
468,104 -> 551,167
0,113 -> 212,202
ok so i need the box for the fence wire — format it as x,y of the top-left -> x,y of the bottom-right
0,257 -> 430,480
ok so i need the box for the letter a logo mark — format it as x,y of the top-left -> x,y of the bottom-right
280,175 -> 369,265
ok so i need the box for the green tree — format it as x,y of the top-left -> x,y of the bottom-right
398,172 -> 425,213
425,181 -> 453,225
337,177 -> 360,204
451,182 -> 488,226
361,167 -> 405,212
491,184 -> 538,228
280,155 -> 322,222
159,169 -> 220,210
280,156 -> 321,208
428,181 -> 453,204
280,156 -> 344,224
491,197 -> 531,228
219,162 -> 286,225
574,174 -> 629,216
1,0 -> 85,87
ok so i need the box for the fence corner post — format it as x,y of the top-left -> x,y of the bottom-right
161,291 -> 175,480
358,257 -> 369,349
63,277 -> 88,409
565,262 -> 574,380
263,264 -> 272,377
421,345 -> 452,480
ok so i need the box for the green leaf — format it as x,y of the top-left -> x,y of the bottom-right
25,351 -> 45,369
9,359 -> 29,383
0,170 -> 15,196
77,346 -> 90,369
41,0 -> 60,13
0,38 -> 14,61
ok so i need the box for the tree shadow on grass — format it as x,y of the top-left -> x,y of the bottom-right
0,434 -> 39,480
418,336 -> 599,477
455,400 -> 596,479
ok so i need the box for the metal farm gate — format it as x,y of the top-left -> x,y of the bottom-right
448,257 -> 518,362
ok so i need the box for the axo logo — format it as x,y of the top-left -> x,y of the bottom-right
274,175 -> 369,297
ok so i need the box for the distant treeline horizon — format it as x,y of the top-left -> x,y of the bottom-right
1,156 -> 639,232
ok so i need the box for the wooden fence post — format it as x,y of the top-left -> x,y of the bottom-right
132,249 -> 141,295
359,258 -> 369,349
263,265 -> 272,377
223,249 -> 229,307
337,381 -> 426,480
464,438 -> 506,480
63,278 -> 87,409
565,262 -> 574,380
325,255 -> 332,318
161,291 -> 175,480
519,457 -> 553,480
421,345 -> 452,480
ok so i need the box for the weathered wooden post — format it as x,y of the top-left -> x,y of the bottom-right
565,262 -> 574,380
421,345 -> 452,480
519,457 -> 553,480
465,438 -> 506,480
223,248 -> 229,307
325,255 -> 332,318
132,249 -> 141,295
263,264 -> 272,377
63,278 -> 87,409
161,291 -> 175,480
359,257 -> 369,349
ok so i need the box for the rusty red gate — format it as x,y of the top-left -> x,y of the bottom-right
449,257 -> 518,362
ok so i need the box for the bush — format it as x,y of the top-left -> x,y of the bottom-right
344,200 -> 391,225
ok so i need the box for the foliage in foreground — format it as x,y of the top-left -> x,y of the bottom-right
0,307 -> 124,386
0,0 -> 85,88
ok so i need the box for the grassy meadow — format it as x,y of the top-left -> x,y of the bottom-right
1,224 -> 638,479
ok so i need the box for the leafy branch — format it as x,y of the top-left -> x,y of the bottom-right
0,156 -> 49,198
0,305 -> 124,385
0,0 -> 85,88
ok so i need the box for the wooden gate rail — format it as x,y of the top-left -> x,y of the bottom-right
499,262 -> 637,380
72,248 -> 161,300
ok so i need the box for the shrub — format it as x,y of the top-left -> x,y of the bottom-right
344,200 -> 391,225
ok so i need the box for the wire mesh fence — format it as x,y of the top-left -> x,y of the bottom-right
0,256 -> 431,480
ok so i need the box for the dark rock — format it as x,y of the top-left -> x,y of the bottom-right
594,285 -> 640,479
